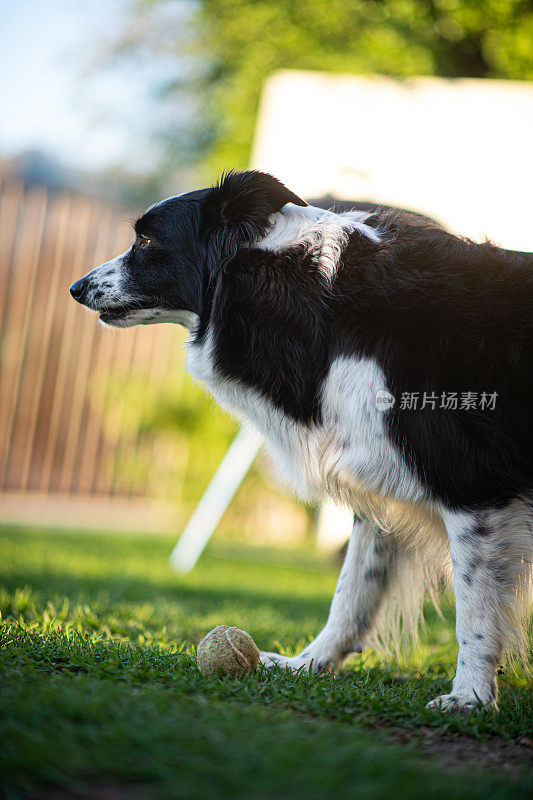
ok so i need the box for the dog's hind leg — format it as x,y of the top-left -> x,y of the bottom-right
427,501 -> 532,713
260,515 -> 394,673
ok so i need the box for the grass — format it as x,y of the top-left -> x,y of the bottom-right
0,525 -> 531,799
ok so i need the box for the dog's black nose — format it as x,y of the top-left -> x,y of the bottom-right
70,279 -> 87,302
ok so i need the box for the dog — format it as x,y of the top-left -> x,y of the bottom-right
70,169 -> 532,712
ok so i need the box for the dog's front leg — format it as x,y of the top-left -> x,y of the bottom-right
260,516 -> 392,673
427,509 -> 503,712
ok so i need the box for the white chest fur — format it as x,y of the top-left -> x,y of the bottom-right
187,333 -> 426,518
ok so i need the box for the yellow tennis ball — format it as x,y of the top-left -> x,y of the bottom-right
197,625 -> 260,676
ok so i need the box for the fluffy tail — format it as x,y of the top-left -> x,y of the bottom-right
367,535 -> 452,658
366,499 -> 532,670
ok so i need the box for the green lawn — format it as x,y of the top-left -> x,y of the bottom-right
0,526 -> 531,799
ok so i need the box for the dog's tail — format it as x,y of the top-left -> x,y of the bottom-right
367,529 -> 452,659
366,500 -> 533,669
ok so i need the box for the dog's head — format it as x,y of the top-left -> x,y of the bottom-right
70,170 -> 306,329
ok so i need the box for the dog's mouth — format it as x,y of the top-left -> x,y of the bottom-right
97,305 -> 140,325
96,303 -> 171,328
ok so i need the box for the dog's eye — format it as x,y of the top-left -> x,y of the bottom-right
136,234 -> 151,249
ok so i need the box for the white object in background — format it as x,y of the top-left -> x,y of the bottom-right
253,71 -> 533,252
316,500 -> 354,550
170,426 -> 262,572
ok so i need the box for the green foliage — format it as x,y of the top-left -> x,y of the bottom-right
0,527 -> 532,797
98,361 -> 311,541
127,0 -> 533,178
102,365 -> 236,504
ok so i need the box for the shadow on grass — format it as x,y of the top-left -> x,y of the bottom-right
0,566 -> 332,633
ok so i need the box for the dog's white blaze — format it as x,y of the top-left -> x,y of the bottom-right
96,253 -> 126,284
255,203 -> 380,278
83,252 -> 127,307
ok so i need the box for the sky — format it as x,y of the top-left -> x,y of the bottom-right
0,0 -> 174,172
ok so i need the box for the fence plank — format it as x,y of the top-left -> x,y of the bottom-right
58,202 -> 108,493
39,198 -> 93,492
19,194 -> 71,490
0,187 -> 47,488
0,182 -> 24,325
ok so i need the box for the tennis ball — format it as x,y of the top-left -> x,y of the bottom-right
197,625 -> 260,676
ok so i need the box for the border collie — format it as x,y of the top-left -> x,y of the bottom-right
71,170 -> 532,712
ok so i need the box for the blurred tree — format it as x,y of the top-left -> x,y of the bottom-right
110,0 -> 533,180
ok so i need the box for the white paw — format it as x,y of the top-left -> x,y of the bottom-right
426,693 -> 496,713
259,651 -> 332,675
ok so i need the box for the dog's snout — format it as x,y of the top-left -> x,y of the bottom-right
70,278 -> 88,302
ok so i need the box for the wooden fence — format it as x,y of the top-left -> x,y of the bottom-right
0,181 -> 186,530
0,180 -> 312,543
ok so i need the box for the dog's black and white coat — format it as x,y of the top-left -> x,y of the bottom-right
71,170 -> 533,712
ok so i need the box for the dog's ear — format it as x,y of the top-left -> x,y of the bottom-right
200,171 -> 306,320
202,170 -> 307,271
